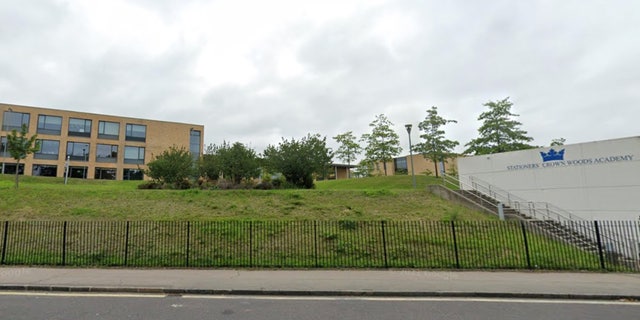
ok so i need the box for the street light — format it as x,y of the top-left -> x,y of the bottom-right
405,124 -> 416,189
82,148 -> 86,179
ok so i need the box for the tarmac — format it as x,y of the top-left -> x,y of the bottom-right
1,267 -> 639,300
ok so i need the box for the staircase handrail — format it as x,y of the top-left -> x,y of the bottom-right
440,173 -> 636,262
465,175 -> 583,223
440,174 -> 501,216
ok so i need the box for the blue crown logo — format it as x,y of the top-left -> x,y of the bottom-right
540,148 -> 565,162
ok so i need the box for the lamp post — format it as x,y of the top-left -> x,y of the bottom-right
405,124 -> 416,189
64,155 -> 70,185
82,148 -> 86,179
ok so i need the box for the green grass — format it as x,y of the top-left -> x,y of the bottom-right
0,220 -> 620,271
0,174 -> 630,272
0,174 -> 489,221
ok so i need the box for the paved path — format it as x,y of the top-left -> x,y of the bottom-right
1,267 -> 639,300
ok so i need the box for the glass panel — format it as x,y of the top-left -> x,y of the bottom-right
37,115 -> 62,133
125,124 -> 146,141
124,146 -> 144,164
69,118 -> 92,137
123,169 -> 143,180
32,165 -> 57,177
1,136 -> 7,157
96,144 -> 118,163
66,142 -> 90,161
190,130 -> 201,155
34,140 -> 60,160
2,111 -> 30,131
98,121 -> 120,139
95,168 -> 117,180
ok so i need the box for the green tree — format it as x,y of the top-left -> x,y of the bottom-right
360,114 -> 402,176
414,106 -> 459,177
464,97 -> 534,155
263,134 -> 333,188
6,124 -> 40,188
332,131 -> 361,178
550,138 -> 566,146
199,143 -> 222,180
199,142 -> 261,184
145,146 -> 194,188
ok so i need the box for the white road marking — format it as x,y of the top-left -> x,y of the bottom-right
0,291 -> 166,298
182,295 -> 640,305
0,291 -> 637,306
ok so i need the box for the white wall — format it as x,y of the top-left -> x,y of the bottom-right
458,137 -> 640,220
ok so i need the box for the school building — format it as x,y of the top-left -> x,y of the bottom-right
1,103 -> 204,180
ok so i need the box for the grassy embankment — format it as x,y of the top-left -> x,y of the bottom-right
0,174 -> 611,271
0,174 -> 485,221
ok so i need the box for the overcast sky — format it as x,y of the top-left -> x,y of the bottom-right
2,0 -> 639,157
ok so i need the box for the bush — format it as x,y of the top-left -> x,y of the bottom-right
137,181 -> 164,189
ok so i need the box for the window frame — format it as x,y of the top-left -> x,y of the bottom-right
34,139 -> 60,160
37,114 -> 62,135
2,111 -> 30,131
124,146 -> 145,164
68,118 -> 92,137
66,141 -> 90,161
95,144 -> 118,163
98,121 -> 120,140
125,124 -> 147,142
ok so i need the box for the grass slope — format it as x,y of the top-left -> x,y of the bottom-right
0,174 -> 491,221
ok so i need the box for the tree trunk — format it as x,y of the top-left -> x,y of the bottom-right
383,162 -> 388,176
14,159 -> 20,189
432,155 -> 439,178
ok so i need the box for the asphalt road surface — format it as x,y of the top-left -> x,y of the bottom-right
1,292 -> 639,320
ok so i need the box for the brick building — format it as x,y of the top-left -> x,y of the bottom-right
0,103 -> 204,180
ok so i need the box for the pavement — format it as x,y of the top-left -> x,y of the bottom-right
1,267 -> 639,300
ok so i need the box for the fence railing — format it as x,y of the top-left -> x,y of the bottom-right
1,220 -> 638,271
446,174 -> 636,261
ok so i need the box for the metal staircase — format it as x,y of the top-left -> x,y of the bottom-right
440,173 -> 627,257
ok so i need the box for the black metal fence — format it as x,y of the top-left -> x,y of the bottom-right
0,220 -> 638,271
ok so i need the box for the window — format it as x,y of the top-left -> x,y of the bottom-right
69,166 -> 88,179
66,142 -> 90,161
394,157 -> 408,175
68,118 -> 92,137
32,164 -> 57,177
125,124 -> 146,142
190,129 -> 201,160
95,167 -> 117,180
1,136 -> 7,157
34,140 -> 60,160
2,111 -> 30,131
123,168 -> 143,180
1,163 -> 24,175
98,121 -> 120,140
96,144 -> 118,163
37,115 -> 62,135
124,146 -> 145,164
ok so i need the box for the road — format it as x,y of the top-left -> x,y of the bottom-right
0,292 -> 639,320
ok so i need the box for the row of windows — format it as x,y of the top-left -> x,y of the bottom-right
2,111 -> 147,142
0,163 -> 143,180
0,137 -> 144,164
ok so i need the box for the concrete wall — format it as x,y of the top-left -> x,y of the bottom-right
458,137 -> 640,220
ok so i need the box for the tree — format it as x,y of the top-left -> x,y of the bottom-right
550,138 -> 566,146
360,114 -> 402,176
263,134 -> 333,188
199,142 -> 261,184
464,97 -> 534,155
6,124 -> 40,188
199,143 -> 222,180
145,146 -> 195,188
414,106 -> 459,177
332,131 -> 361,178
